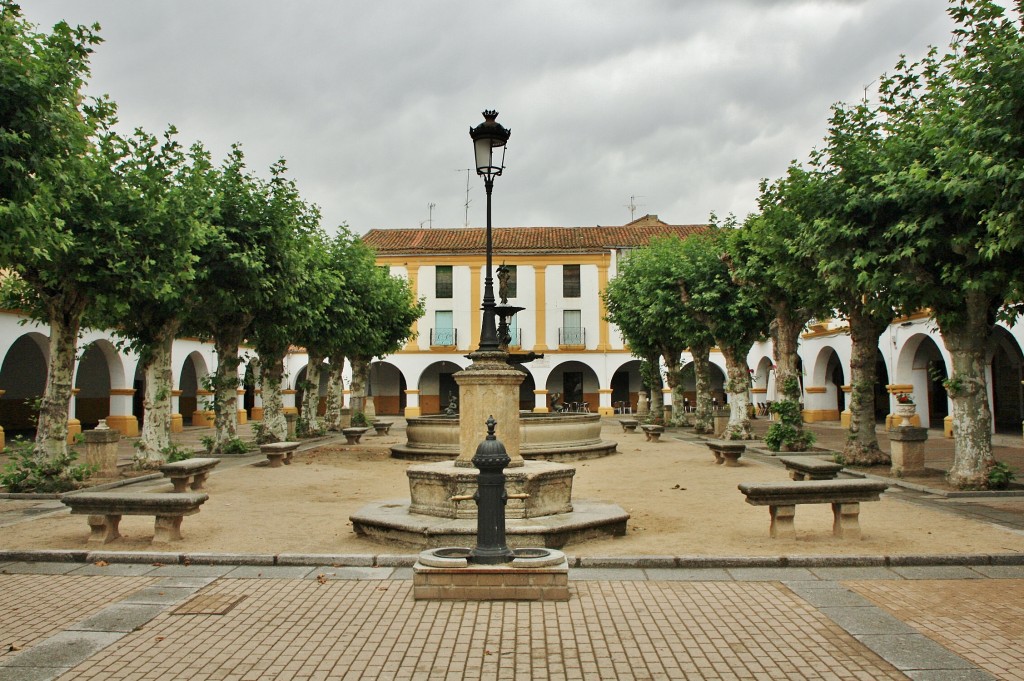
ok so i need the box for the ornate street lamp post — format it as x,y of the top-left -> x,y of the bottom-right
469,110 -> 511,352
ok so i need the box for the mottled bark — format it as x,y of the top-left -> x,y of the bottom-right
691,343 -> 714,434
349,355 -> 369,418
649,368 -> 664,423
772,312 -> 805,404
301,351 -> 324,433
324,355 -> 346,431
138,328 -> 177,460
721,345 -> 753,440
938,296 -> 995,488
260,354 -> 287,442
212,327 -> 243,450
35,296 -> 85,461
661,348 -> 687,426
843,309 -> 889,465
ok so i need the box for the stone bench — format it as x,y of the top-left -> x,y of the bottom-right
707,442 -> 745,467
61,492 -> 208,544
372,420 -> 393,435
641,424 -> 665,442
618,419 -> 639,433
260,441 -> 300,468
778,456 -> 844,481
737,479 -> 889,540
158,457 -> 220,492
342,427 -> 370,444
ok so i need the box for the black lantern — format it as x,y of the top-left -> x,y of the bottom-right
469,110 -> 511,352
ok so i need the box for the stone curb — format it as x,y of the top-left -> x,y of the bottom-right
3,549 -> 1021,569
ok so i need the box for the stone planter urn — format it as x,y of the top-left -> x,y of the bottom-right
894,402 -> 916,427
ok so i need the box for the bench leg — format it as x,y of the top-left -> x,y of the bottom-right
283,452 -> 293,465
722,453 -> 741,467
190,472 -> 209,490
87,514 -> 121,544
153,515 -> 185,542
713,451 -> 724,464
789,471 -> 806,481
769,505 -> 796,539
266,453 -> 285,468
832,502 -> 861,539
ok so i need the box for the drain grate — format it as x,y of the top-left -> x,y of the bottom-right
172,594 -> 247,615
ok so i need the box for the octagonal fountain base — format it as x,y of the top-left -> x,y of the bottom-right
350,498 -> 629,549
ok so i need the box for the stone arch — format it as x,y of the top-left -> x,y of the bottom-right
609,358 -> 642,413
178,351 -> 210,425
0,332 -> 49,438
679,361 -> 727,408
369,360 -> 407,416
805,346 -> 844,422
751,356 -> 774,412
895,333 -> 947,429
417,360 -> 466,415
74,339 -> 125,429
545,360 -> 600,412
988,326 -> 1023,433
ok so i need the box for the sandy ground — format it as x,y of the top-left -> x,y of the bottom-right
2,426 -> 1023,558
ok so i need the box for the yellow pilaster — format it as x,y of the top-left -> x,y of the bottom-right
404,265 -> 420,351
597,262 -> 611,351
470,264 -> 482,350
533,266 -> 548,352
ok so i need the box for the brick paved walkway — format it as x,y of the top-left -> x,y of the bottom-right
2,560 -> 1022,680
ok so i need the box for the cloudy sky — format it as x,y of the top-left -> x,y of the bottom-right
25,1 -> 960,235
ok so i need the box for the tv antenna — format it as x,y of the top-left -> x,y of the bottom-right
626,195 -> 645,221
863,78 -> 877,104
456,169 -> 473,226
427,202 -> 436,229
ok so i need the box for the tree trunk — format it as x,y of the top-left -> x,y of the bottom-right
691,343 -> 714,434
938,296 -> 995,489
324,355 -> 346,431
349,355 -> 368,418
843,308 -> 889,465
721,345 -> 753,440
138,327 -> 177,460
661,348 -> 687,426
301,351 -> 324,433
260,354 -> 287,442
649,368 -> 664,423
35,297 -> 86,461
772,311 -> 805,404
212,327 -> 243,450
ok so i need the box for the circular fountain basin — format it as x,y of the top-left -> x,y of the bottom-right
391,412 -> 617,462
417,546 -> 567,568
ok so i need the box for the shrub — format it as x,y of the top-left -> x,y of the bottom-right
987,461 -> 1016,490
220,437 -> 251,455
162,444 -> 194,463
0,439 -> 96,493
763,398 -> 815,452
350,411 -> 368,427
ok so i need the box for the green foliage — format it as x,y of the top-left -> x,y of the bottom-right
763,399 -> 816,452
296,418 -> 326,439
200,435 -> 216,454
162,444 -> 194,463
350,411 -> 369,428
220,437 -> 252,455
0,439 -> 96,493
986,461 -> 1015,490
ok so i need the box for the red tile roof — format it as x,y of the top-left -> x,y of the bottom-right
361,215 -> 707,256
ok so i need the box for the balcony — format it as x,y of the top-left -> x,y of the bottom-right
558,327 -> 586,347
430,328 -> 458,347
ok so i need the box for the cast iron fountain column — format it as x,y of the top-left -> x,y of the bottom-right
470,416 -> 515,564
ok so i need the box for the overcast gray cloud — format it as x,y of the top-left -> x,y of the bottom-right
24,1 -> 958,234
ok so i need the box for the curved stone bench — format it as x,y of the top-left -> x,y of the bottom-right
737,479 -> 888,540
61,492 -> 208,544
778,456 -> 843,481
260,441 -> 300,468
707,442 -> 745,467
158,457 -> 220,492
343,427 -> 370,444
